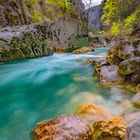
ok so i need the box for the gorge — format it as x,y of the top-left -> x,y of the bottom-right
0,0 -> 140,140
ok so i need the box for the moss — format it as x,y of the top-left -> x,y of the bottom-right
75,37 -> 89,48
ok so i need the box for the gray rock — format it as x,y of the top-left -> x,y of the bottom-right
99,65 -> 124,87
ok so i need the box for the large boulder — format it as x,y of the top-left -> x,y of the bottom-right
92,117 -> 127,140
99,65 -> 124,87
31,115 -> 92,140
118,57 -> 140,75
114,42 -> 135,60
75,103 -> 111,125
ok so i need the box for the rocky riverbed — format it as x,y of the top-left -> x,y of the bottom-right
30,34 -> 140,140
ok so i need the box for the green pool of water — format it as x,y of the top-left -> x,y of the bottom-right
0,49 -> 135,140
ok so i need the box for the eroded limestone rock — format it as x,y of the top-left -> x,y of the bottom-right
31,115 -> 92,140
92,117 -> 127,140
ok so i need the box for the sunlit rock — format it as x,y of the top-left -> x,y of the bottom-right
92,117 -> 127,140
31,115 -> 92,140
75,103 -> 111,125
72,47 -> 94,54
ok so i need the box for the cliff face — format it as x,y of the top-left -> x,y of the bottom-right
87,5 -> 102,31
70,0 -> 87,18
0,14 -> 87,62
0,0 -> 87,62
0,0 -> 87,27
0,0 -> 32,26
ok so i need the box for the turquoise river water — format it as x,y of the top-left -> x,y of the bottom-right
0,48 -> 135,140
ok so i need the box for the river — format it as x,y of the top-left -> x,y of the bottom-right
0,48 -> 135,140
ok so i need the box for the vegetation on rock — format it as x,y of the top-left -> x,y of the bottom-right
101,0 -> 140,35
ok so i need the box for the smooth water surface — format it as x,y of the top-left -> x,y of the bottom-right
0,49 -> 135,140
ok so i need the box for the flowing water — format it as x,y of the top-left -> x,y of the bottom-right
0,48 -> 135,140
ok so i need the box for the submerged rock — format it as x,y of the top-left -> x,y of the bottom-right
92,117 -> 127,140
118,57 -> 140,75
75,103 -> 111,125
72,47 -> 94,54
99,65 -> 124,87
31,115 -> 92,140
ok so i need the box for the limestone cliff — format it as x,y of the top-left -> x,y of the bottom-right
0,0 -> 32,26
0,14 -> 87,62
0,0 -> 87,62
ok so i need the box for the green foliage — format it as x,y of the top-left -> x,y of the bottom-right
101,0 -> 140,35
110,22 -> 120,35
24,0 -> 71,23
47,0 -> 71,13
